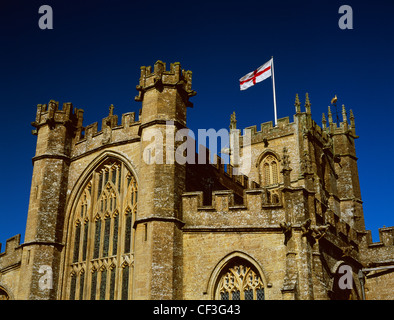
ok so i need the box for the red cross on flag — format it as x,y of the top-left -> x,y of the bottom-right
239,58 -> 273,91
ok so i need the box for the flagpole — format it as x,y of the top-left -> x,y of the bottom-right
271,56 -> 278,127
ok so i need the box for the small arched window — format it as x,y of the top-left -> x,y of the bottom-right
215,259 -> 265,300
261,154 -> 280,186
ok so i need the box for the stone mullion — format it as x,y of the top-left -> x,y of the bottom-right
82,172 -> 99,300
108,166 -> 121,260
115,162 -> 127,300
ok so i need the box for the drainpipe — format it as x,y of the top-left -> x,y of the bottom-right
358,265 -> 394,300
358,270 -> 365,300
362,265 -> 394,273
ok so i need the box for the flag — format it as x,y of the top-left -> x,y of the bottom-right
239,59 -> 272,91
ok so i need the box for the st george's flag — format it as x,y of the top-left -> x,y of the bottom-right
239,58 -> 272,90
239,57 -> 278,127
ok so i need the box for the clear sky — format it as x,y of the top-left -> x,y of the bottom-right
0,0 -> 393,248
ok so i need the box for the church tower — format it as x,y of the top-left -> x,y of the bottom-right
18,101 -> 83,299
133,61 -> 196,299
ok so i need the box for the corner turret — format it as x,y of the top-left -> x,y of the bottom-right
133,61 -> 196,299
19,99 -> 84,299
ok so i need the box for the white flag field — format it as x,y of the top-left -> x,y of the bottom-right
239,58 -> 272,91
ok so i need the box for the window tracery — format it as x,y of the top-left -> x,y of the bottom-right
215,260 -> 265,300
261,154 -> 280,186
67,159 -> 137,300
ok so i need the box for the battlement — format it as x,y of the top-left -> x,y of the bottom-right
182,188 -> 284,230
31,100 -> 142,158
182,184 -> 364,251
237,93 -> 310,142
236,94 -> 358,173
361,227 -> 394,267
72,106 -> 140,158
240,116 -> 295,144
183,188 -> 282,211
135,60 -> 196,103
31,100 -> 84,134
0,234 -> 22,273
364,227 -> 394,248
322,104 -> 357,137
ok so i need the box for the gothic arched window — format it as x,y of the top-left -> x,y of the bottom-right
67,159 -> 137,300
261,154 -> 279,186
215,259 -> 265,300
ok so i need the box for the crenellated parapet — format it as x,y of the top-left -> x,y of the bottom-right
0,234 -> 22,275
237,93 -> 357,151
72,106 -> 140,158
31,100 -> 142,159
182,188 -> 284,231
135,60 -> 196,107
240,116 -> 295,146
323,104 -> 357,137
360,227 -> 394,267
182,183 -> 364,255
31,100 -> 83,136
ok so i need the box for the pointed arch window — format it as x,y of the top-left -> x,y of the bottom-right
67,159 -> 137,300
215,259 -> 265,300
69,272 -> 77,300
261,154 -> 280,186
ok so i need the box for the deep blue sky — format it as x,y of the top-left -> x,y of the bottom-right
0,0 -> 393,248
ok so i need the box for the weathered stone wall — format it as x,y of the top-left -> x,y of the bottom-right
364,268 -> 394,300
182,231 -> 285,300
0,235 -> 22,300
360,227 -> 394,300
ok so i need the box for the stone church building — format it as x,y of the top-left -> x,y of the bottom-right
0,61 -> 393,300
